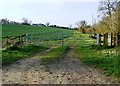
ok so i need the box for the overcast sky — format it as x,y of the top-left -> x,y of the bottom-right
0,0 -> 99,27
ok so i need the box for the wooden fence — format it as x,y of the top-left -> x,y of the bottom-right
96,33 -> 120,47
2,34 -> 26,48
2,32 -> 65,48
2,32 -> 120,48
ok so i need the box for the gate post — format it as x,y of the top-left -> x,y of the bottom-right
113,34 -> 116,47
104,33 -> 108,46
97,33 -> 101,46
117,33 -> 120,46
26,33 -> 29,43
110,32 -> 113,47
116,33 -> 118,46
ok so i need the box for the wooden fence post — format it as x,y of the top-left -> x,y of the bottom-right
6,37 -> 9,46
110,32 -> 113,47
20,35 -> 23,44
113,34 -> 116,47
18,36 -> 20,43
104,33 -> 108,46
116,33 -> 118,46
97,33 -> 101,46
117,33 -> 120,46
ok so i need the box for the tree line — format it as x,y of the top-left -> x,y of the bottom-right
0,18 -> 72,30
96,0 -> 120,47
76,0 -> 120,34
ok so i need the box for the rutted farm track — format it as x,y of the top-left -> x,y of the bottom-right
2,47 -> 118,84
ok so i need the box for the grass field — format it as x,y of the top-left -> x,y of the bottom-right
2,24 -> 73,47
2,24 -> 73,37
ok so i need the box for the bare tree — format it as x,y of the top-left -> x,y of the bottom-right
69,24 -> 72,29
22,18 -> 28,24
98,0 -> 118,47
0,18 -> 9,24
76,20 -> 87,33
29,20 -> 32,25
46,22 -> 50,26
76,20 -> 87,27
98,0 -> 118,18
22,18 -> 32,25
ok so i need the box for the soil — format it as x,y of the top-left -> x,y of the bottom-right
2,47 -> 119,84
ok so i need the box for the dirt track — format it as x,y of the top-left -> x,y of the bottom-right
2,47 -> 118,84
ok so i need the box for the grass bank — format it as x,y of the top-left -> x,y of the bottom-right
74,45 -> 120,81
2,44 -> 47,65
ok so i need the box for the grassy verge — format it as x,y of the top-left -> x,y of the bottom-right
41,45 -> 68,64
69,31 -> 120,81
74,45 -> 120,80
2,44 -> 47,65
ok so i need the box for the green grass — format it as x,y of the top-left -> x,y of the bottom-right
2,24 -> 73,46
2,44 -> 47,65
2,24 -> 73,38
74,42 -> 120,80
64,31 -> 96,47
41,45 -> 68,64
2,24 -> 64,37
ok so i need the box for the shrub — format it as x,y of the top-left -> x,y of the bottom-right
6,45 -> 20,50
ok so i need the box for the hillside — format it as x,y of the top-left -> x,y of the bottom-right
2,24 -> 73,37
